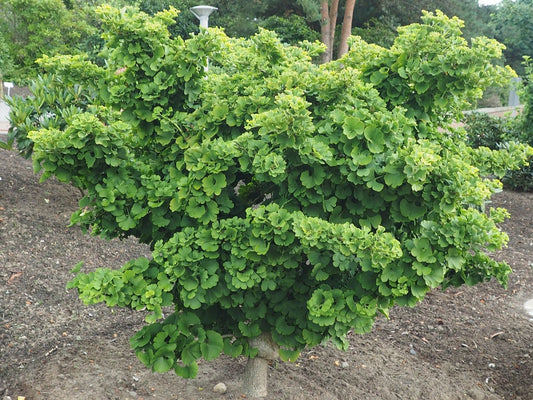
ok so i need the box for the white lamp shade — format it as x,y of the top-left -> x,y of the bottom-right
190,6 -> 218,28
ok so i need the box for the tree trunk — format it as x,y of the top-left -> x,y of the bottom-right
320,0 -> 339,63
242,356 -> 269,398
329,0 -> 339,56
338,0 -> 357,57
241,332 -> 279,398
320,0 -> 331,64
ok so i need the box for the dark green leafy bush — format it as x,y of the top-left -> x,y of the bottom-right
502,155 -> 533,191
463,111 -> 533,191
500,57 -> 533,191
260,15 -> 320,45
463,112 -> 515,149
1,57 -> 101,158
351,18 -> 397,48
519,57 -> 533,139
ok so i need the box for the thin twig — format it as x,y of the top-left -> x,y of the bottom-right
45,346 -> 58,357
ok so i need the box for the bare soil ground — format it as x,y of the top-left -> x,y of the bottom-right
1,147 -> 532,400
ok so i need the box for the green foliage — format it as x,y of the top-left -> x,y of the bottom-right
356,0 -> 494,41
16,7 -> 532,378
137,0 -> 199,38
519,57 -> 533,139
0,0 -> 96,81
260,15 -> 320,45
495,57 -> 533,191
344,11 -> 516,128
208,0 -> 268,38
2,58 -> 101,157
351,18 -> 397,48
295,0 -> 321,23
490,0 -> 533,75
0,31 -> 14,78
463,112 -> 515,149
502,155 -> 533,191
463,111 -> 533,191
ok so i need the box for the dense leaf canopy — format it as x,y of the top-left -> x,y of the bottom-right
14,6 -> 531,377
2,0 -> 533,81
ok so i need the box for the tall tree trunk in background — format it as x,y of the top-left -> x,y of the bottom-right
338,0 -> 356,57
320,0 -> 339,63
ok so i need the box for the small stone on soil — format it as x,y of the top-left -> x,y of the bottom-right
213,382 -> 227,393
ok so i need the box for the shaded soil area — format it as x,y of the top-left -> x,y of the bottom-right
1,148 -> 532,400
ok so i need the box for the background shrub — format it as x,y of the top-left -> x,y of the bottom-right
260,15 -> 321,45
464,111 -> 533,191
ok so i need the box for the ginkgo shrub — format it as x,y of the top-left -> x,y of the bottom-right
15,6 -> 532,398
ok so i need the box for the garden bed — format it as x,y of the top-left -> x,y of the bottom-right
1,148 -> 532,400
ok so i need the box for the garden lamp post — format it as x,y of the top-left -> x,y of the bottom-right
190,5 -> 217,29
190,5 -> 218,71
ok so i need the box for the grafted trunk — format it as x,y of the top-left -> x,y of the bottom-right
242,356 -> 269,398
242,332 -> 279,398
